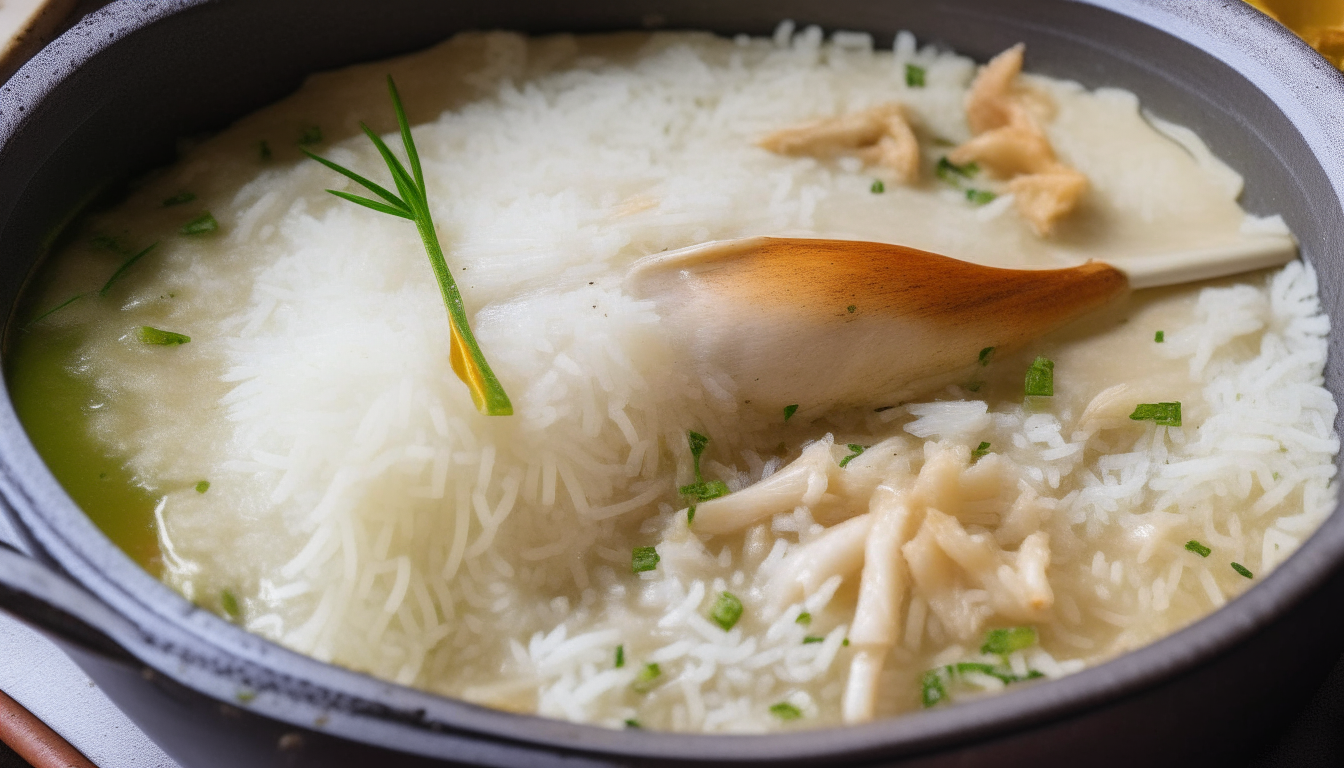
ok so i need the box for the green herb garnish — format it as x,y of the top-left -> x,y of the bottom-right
25,294 -> 83,328
136,326 -> 191,346
624,719 -> 641,729
802,635 -> 824,644
615,645 -> 625,668
770,702 -> 803,721
870,179 -> 885,194
709,591 -> 743,631
981,626 -> 1036,656
784,404 -> 799,422
1155,330 -> 1165,343
847,304 -> 857,313
1129,402 -> 1182,427
632,546 -> 660,573
305,77 -> 512,415
195,480 -> 210,494
100,242 -> 158,296
839,443 -> 866,468
258,140 -> 272,161
680,430 -> 729,513
1232,562 -> 1254,579
979,346 -> 995,366
179,212 -> 219,235
920,669 -> 947,708
966,188 -> 997,205
235,689 -> 256,704
1185,540 -> 1211,557
298,125 -> 323,146
632,663 -> 661,693
842,638 -> 849,647
1024,356 -> 1054,397
220,589 -> 241,622
795,612 -> 811,625
905,63 -> 927,88
972,441 -> 991,461
936,157 -> 979,184
162,191 -> 196,207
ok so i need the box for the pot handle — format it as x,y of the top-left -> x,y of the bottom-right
0,543 -> 138,663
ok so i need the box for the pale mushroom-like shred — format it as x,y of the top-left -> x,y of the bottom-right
688,436 -> 834,535
759,103 -> 921,183
843,486 -> 917,723
765,512 -> 873,608
955,42 -> 1087,235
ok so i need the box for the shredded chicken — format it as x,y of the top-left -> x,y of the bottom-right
951,44 -> 1087,235
685,438 -> 1057,724
759,103 -> 921,183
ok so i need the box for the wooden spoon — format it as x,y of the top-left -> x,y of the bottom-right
625,235 -> 1297,415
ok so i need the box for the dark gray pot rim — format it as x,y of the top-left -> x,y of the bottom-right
0,0 -> 1341,764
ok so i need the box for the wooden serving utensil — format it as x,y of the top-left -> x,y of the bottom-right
625,235 -> 1297,415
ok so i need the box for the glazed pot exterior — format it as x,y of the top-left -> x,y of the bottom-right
1,1 -> 1343,766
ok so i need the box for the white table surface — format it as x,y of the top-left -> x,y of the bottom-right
0,611 -> 178,768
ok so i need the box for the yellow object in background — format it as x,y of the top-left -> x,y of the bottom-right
1247,0 -> 1344,67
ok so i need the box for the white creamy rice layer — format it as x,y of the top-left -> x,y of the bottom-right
32,25 -> 1336,730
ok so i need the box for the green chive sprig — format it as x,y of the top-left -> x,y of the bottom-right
304,76 -> 512,416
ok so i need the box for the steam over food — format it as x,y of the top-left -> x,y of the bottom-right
8,24 -> 1335,732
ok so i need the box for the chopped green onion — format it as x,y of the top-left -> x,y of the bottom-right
966,380 -> 983,392
220,589 -> 241,622
842,638 -> 849,647
936,157 -> 979,184
688,430 -> 709,458
784,404 -> 799,422
847,304 -> 857,313
981,626 -> 1037,656
100,242 -> 158,296
235,689 -> 256,704
679,479 -> 729,502
905,63 -> 926,88
1155,330 -> 1165,343
1272,472 -> 1281,481
795,612 -> 811,625
979,346 -> 995,366
615,645 -> 625,668
298,125 -> 324,146
258,140 -> 272,161
870,179 -> 885,194
687,506 -> 696,524
709,591 -> 743,631
624,719 -> 641,729
966,188 -> 997,205
920,669 -> 948,708
162,191 -> 196,207
1024,356 -> 1054,397
1129,402 -> 1182,427
839,444 -> 866,468
632,663 -> 661,693
769,702 -> 803,721
632,546 -> 660,573
802,635 -> 824,644
972,441 -> 991,461
1231,562 -> 1254,579
195,480 -> 210,494
1185,540 -> 1211,557
179,212 -> 219,235
136,326 -> 191,346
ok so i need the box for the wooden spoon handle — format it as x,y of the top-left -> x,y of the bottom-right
1104,234 -> 1297,289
